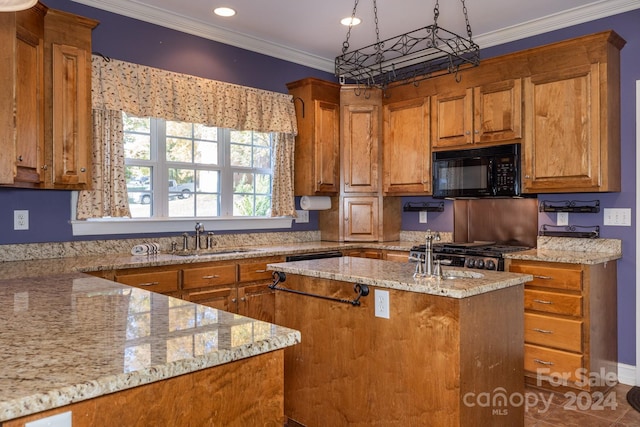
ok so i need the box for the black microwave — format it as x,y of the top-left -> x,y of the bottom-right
432,143 -> 521,198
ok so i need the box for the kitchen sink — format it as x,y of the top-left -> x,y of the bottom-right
172,248 -> 257,257
440,270 -> 485,280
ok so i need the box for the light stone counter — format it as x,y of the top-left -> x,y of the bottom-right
268,256 -> 533,299
504,236 -> 622,265
0,272 -> 300,422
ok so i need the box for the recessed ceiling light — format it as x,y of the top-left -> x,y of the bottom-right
214,7 -> 236,17
341,17 -> 361,26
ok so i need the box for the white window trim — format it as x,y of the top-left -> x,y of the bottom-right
69,192 -> 292,236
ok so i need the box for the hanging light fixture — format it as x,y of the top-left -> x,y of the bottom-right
335,0 -> 480,90
0,0 -> 37,12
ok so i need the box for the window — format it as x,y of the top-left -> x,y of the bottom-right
123,112 -> 273,219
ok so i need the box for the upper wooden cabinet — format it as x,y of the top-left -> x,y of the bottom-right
431,78 -> 522,149
382,97 -> 431,194
286,78 -> 340,195
522,62 -> 620,193
0,4 -> 47,187
0,3 -> 97,190
341,87 -> 381,194
44,9 -> 98,189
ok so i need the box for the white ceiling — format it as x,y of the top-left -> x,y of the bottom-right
72,0 -> 639,73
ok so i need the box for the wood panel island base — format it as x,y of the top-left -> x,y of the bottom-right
2,351 -> 284,427
269,257 -> 531,427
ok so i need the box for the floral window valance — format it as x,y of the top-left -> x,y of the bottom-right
78,56 -> 298,220
91,56 -> 298,135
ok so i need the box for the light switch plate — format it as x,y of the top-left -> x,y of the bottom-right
295,210 -> 309,223
419,211 -> 428,223
603,208 -> 632,226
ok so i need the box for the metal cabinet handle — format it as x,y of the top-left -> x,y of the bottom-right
80,167 -> 86,172
533,359 -> 554,366
240,297 -> 246,302
17,155 -> 23,162
202,275 -> 220,279
138,281 -> 160,287
532,328 -> 553,334
533,275 -> 553,280
533,299 -> 553,305
231,298 -> 237,303
254,269 -> 266,273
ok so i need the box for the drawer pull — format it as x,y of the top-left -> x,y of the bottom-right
202,275 -> 220,279
533,328 -> 553,334
533,299 -> 553,305
254,269 -> 267,273
533,275 -> 553,280
533,359 -> 554,366
138,281 -> 160,287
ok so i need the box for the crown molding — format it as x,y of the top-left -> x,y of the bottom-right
73,0 -> 639,73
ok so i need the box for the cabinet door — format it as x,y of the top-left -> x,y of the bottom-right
383,97 -> 431,194
237,283 -> 275,323
314,100 -> 340,193
522,64 -> 602,192
13,8 -> 46,185
342,103 -> 380,193
473,79 -> 522,143
44,9 -> 97,189
343,196 -> 379,241
50,44 -> 90,186
431,88 -> 473,148
183,286 -> 237,311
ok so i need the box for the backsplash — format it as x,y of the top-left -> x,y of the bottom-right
0,231 -> 322,262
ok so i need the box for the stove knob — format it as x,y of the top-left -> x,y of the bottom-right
465,258 -> 475,268
485,260 -> 496,270
475,259 -> 485,269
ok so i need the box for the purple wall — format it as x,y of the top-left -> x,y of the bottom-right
2,1 -> 637,365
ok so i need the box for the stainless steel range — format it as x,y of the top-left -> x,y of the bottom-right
409,242 -> 531,271
408,198 -> 539,272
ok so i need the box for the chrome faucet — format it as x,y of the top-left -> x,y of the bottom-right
424,229 -> 441,276
195,222 -> 204,251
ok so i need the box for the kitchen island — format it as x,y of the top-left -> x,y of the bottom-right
0,272 -> 300,426
268,257 -> 533,427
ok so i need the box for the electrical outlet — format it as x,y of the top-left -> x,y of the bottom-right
25,411 -> 72,427
374,289 -> 390,319
419,211 -> 428,223
14,210 -> 29,230
557,212 -> 569,226
603,208 -> 632,226
295,210 -> 309,223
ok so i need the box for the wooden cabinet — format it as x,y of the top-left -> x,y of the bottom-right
43,9 -> 97,189
237,259 -> 279,322
382,250 -> 410,262
508,259 -> 617,391
343,248 -> 382,259
0,4 -> 47,187
114,268 -> 181,297
0,4 -> 96,189
182,264 -> 237,311
341,87 -> 380,194
286,78 -> 340,195
342,196 -> 379,241
382,97 -> 431,194
522,62 -> 620,193
431,79 -> 522,149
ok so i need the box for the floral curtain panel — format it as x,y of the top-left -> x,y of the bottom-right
78,55 -> 298,218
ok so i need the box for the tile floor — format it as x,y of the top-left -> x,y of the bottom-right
525,383 -> 640,426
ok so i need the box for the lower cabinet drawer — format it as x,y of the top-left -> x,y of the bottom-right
524,344 -> 583,382
238,261 -> 273,282
525,289 -> 582,317
525,312 -> 582,352
183,264 -> 237,289
115,270 -> 179,294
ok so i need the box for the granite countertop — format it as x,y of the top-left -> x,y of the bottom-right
267,257 -> 533,299
504,236 -> 623,265
0,272 -> 300,422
